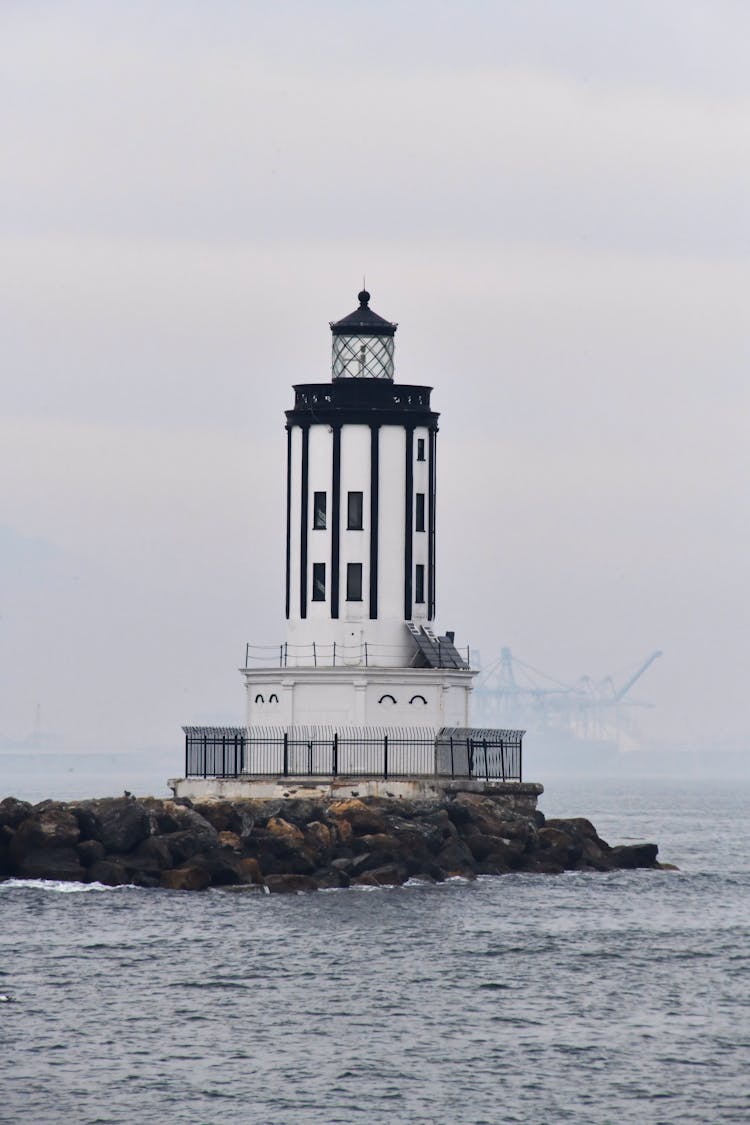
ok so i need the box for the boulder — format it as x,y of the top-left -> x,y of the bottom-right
327,799 -> 387,836
449,793 -> 527,839
17,846 -> 85,882
69,805 -> 102,843
314,867 -> 350,889
131,835 -> 175,871
217,830 -> 243,850
76,839 -> 106,868
264,873 -> 318,894
10,807 -> 81,860
97,799 -> 152,853
161,866 -> 211,891
88,859 -> 130,886
352,863 -> 408,887
191,799 -> 256,837
266,816 -> 305,843
465,833 -> 523,870
609,843 -> 659,869
237,857 -> 263,884
435,838 -> 476,875
537,826 -> 583,866
0,797 -> 32,830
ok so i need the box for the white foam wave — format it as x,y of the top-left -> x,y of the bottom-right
0,878 -> 134,894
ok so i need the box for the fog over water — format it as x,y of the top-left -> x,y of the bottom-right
1,3 -> 748,761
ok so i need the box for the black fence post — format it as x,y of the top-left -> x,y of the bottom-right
333,733 -> 338,776
185,733 -> 189,778
308,740 -> 313,775
283,732 -> 289,776
450,736 -> 455,778
500,738 -> 506,782
284,641 -> 288,667
383,734 -> 388,779
222,734 -> 226,778
467,738 -> 473,776
202,734 -> 208,779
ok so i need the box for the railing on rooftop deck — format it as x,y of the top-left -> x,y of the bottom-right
183,727 -> 522,783
243,640 -> 471,669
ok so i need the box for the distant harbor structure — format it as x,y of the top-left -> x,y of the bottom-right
173,290 -> 526,799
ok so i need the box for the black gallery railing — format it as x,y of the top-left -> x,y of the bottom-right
182,727 -> 523,783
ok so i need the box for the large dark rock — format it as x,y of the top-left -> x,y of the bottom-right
16,846 -> 85,881
353,863 -> 409,887
609,843 -> 659,869
435,838 -> 476,875
327,798 -> 388,836
10,807 -> 81,860
465,833 -> 524,869
161,865 -> 211,891
77,839 -> 106,868
96,799 -> 153,853
88,859 -> 130,886
265,873 -> 318,894
537,826 -> 583,866
0,797 -> 32,830
191,799 -> 256,837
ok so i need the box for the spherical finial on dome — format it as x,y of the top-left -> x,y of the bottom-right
358,289 -> 371,308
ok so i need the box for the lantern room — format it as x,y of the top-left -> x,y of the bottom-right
330,290 -> 397,380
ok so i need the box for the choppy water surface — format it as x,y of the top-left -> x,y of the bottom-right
1,778 -> 748,1124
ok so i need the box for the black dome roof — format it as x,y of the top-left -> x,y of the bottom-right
330,290 -> 397,337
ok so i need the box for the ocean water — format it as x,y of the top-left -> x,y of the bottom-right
0,767 -> 748,1124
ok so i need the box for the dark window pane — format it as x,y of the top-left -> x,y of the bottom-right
312,563 -> 326,601
346,563 -> 363,601
415,493 -> 425,532
313,491 -> 326,529
415,564 -> 425,604
417,438 -> 425,461
347,491 -> 363,530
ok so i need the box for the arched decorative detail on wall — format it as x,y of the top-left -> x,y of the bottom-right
269,693 -> 279,703
409,694 -> 428,705
254,694 -> 265,704
378,693 -> 397,704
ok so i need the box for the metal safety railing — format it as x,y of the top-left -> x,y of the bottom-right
182,726 -> 522,782
243,640 -> 471,669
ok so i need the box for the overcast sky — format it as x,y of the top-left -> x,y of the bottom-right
1,1 -> 748,756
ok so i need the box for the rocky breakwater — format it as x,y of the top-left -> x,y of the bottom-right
0,791 -> 664,893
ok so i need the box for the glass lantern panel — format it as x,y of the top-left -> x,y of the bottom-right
332,334 -> 394,380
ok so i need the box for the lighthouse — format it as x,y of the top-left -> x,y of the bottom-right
178,289 -> 523,794
243,289 -> 476,732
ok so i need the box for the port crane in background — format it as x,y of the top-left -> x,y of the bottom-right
472,648 -> 663,748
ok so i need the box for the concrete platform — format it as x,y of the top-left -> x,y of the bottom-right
168,775 -> 543,803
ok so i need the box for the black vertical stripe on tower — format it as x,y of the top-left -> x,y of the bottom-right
369,424 -> 380,619
428,427 -> 436,619
299,425 -> 309,619
404,426 -> 414,620
285,425 -> 292,619
330,425 -> 341,619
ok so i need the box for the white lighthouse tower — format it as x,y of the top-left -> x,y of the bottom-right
243,289 -> 476,733
178,289 -> 524,795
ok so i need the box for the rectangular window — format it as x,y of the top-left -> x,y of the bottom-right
312,562 -> 326,601
415,492 -> 425,532
417,438 -> 425,461
347,491 -> 363,530
313,491 -> 326,529
346,562 -> 363,602
415,564 -> 425,604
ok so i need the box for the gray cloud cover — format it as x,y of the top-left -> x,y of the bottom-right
1,1 -> 748,754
